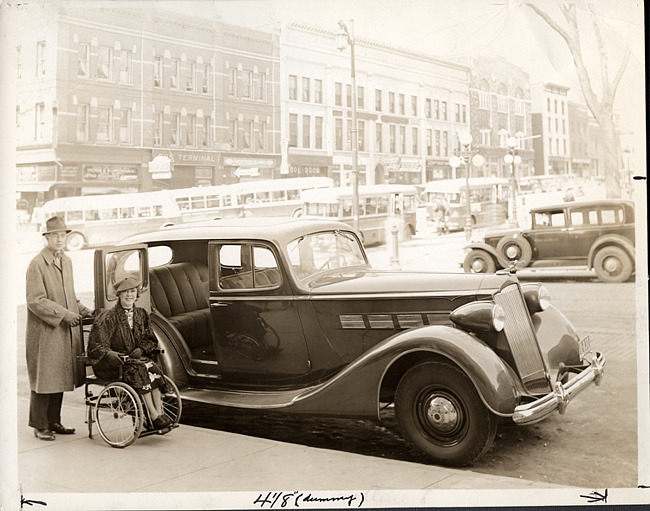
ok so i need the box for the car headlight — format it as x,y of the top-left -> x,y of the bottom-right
521,283 -> 551,314
450,302 -> 506,333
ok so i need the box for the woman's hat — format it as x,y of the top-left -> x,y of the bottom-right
115,275 -> 141,293
42,216 -> 71,235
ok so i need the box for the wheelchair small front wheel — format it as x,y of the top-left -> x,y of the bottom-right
161,375 -> 182,426
94,382 -> 144,448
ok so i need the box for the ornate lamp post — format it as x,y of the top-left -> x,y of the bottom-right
504,136 -> 522,227
449,131 -> 484,241
336,19 -> 360,233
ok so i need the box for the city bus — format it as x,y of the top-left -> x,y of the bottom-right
31,191 -> 183,251
424,177 -> 509,231
168,177 -> 334,220
300,184 -> 418,246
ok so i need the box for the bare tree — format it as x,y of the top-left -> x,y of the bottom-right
526,2 -> 630,197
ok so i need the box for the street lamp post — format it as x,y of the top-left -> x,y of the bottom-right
449,132 -> 484,242
504,136 -> 522,227
336,19 -> 360,233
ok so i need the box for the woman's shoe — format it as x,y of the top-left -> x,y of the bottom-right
152,415 -> 172,429
33,428 -> 55,441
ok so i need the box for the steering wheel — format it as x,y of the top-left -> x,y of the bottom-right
319,255 -> 345,270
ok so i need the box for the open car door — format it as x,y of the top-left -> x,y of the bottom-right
94,244 -> 150,314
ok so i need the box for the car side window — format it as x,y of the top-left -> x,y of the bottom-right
218,243 -> 280,290
600,207 -> 622,224
570,209 -> 596,227
570,211 -> 585,226
534,211 -> 564,228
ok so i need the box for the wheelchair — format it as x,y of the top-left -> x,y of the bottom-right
78,318 -> 182,448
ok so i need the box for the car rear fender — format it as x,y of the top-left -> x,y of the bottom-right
290,325 -> 524,419
465,242 -> 510,268
587,234 -> 636,268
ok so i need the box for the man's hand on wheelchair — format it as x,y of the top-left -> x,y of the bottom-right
104,350 -> 125,367
128,348 -> 143,360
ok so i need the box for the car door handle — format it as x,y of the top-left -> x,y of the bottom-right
210,301 -> 230,308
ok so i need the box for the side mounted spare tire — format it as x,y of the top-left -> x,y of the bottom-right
496,235 -> 532,267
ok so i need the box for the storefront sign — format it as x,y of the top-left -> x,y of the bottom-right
84,165 -> 139,182
224,157 -> 275,169
16,166 -> 37,182
234,167 -> 260,178
59,166 -> 81,180
38,165 -> 56,181
153,150 -> 220,165
195,166 -> 213,185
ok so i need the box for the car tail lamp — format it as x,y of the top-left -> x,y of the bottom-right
521,283 -> 551,314
450,302 -> 506,333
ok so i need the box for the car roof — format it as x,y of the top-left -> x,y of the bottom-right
529,199 -> 634,213
118,217 -> 357,245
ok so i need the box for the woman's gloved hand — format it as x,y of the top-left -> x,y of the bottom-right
129,348 -> 143,360
104,350 -> 125,367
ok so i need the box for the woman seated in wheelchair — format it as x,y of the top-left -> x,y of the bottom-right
88,276 -> 172,430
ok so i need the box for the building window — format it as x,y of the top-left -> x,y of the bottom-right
346,84 -> 352,107
119,108 -> 131,144
335,118 -> 343,150
154,56 -> 163,88
399,93 -> 405,115
242,70 -> 252,98
375,89 -> 382,112
169,58 -> 179,89
35,102 -> 45,140
154,111 -> 162,145
119,50 -> 132,84
412,95 -> 417,116
389,124 -> 396,153
16,46 -> 22,79
442,131 -> 448,157
441,101 -> 447,121
480,129 -> 490,146
462,104 -> 467,123
455,104 -> 461,123
203,116 -> 211,148
76,104 -> 88,142
376,123 -> 383,152
434,99 -> 440,119
435,130 -> 440,156
547,98 -> 551,112
170,113 -> 180,145
202,64 -> 211,94
302,77 -> 310,102
426,128 -> 432,156
335,82 -> 342,106
289,114 -> 298,147
257,121 -> 266,151
478,91 -> 490,109
425,98 -> 431,118
315,116 -> 323,149
389,92 -> 395,113
36,41 -> 46,76
313,79 -> 322,104
229,119 -> 238,148
400,125 -> 406,153
358,120 -> 365,151
77,43 -> 89,78
97,46 -> 112,80
229,68 -> 238,96
186,62 -> 196,92
186,114 -> 196,146
302,115 -> 310,148
289,75 -> 297,100
256,71 -> 266,100
242,120 -> 252,149
357,86 -> 364,109
412,126 -> 418,154
561,101 -> 565,115
97,106 -> 112,142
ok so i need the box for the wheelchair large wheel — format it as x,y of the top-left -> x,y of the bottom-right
94,382 -> 144,448
161,375 -> 182,426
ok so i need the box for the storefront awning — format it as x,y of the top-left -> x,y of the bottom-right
16,182 -> 56,192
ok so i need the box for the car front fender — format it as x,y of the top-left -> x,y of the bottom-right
289,325 -> 524,419
587,234 -> 636,268
464,242 -> 510,268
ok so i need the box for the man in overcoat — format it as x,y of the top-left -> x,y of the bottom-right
25,216 -> 92,440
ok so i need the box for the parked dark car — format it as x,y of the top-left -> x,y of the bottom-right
463,199 -> 635,283
92,218 -> 605,466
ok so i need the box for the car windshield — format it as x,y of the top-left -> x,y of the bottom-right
287,230 -> 367,281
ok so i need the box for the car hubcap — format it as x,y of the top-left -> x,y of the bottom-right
424,396 -> 459,434
603,256 -> 621,274
471,259 -> 485,272
505,245 -> 519,259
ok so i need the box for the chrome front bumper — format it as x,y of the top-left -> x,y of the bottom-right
512,352 -> 605,425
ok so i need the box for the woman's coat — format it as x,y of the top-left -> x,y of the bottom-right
25,247 -> 91,393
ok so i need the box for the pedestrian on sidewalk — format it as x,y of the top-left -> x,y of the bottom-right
25,216 -> 93,441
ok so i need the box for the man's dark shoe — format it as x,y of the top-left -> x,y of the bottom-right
152,415 -> 172,429
50,423 -> 75,434
34,428 -> 55,441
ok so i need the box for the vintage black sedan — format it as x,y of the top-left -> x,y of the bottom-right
92,218 -> 605,466
463,199 -> 635,283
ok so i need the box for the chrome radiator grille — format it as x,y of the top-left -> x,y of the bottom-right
494,284 -> 551,395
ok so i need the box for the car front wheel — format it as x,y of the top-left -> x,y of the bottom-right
594,246 -> 633,283
463,249 -> 496,273
395,361 -> 497,466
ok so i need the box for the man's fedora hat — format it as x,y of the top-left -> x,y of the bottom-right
115,275 -> 141,293
42,216 -> 71,236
